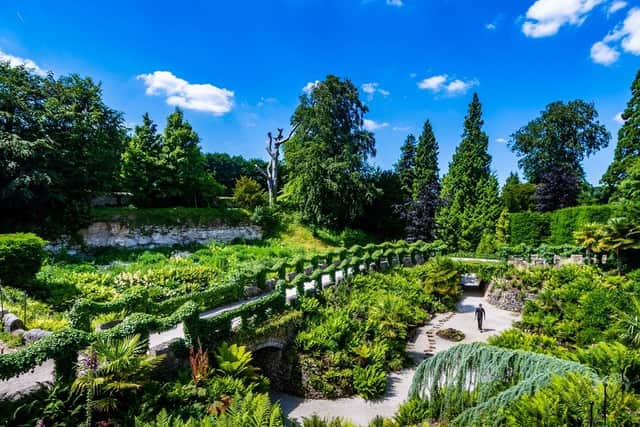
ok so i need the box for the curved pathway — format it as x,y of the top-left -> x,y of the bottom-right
273,289 -> 521,426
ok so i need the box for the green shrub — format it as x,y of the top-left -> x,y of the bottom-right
251,206 -> 280,235
233,176 -> 267,210
0,233 -> 46,289
546,204 -> 613,245
394,398 -> 431,426
508,212 -> 549,246
353,364 -> 387,400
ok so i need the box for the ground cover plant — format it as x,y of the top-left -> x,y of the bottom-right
292,261 -> 459,400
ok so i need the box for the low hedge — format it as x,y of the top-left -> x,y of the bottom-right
0,233 -> 46,289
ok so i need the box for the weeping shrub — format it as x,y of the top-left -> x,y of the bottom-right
409,343 -> 599,426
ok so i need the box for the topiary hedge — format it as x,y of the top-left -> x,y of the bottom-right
0,233 -> 46,289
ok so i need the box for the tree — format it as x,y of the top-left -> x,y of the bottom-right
501,172 -> 535,213
0,63 -> 126,232
602,70 -> 640,197
204,153 -> 267,195
534,166 -> 581,212
413,120 -> 439,197
257,127 -> 297,207
573,222 -> 604,264
510,100 -> 610,211
495,208 -> 510,245
283,75 -> 376,228
601,215 -> 640,274
616,157 -> 640,202
437,93 -> 501,251
232,176 -> 267,210
395,134 -> 417,198
356,168 -> 406,239
121,113 -> 164,207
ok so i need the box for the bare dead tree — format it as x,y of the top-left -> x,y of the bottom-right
257,125 -> 298,206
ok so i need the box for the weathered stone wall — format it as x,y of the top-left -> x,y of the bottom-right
486,283 -> 536,313
77,221 -> 262,248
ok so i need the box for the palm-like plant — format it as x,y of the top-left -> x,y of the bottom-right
573,222 -> 604,264
600,217 -> 640,274
420,257 -> 461,300
214,343 -> 259,380
72,334 -> 164,426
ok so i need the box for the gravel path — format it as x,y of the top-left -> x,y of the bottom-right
273,289 -> 520,426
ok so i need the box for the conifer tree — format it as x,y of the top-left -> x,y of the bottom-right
395,134 -> 417,198
603,70 -> 640,198
413,119 -> 440,197
437,93 -> 501,251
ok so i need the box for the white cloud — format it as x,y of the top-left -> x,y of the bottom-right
522,0 -> 605,38
363,119 -> 389,131
445,79 -> 478,95
486,23 -> 497,30
303,80 -> 320,94
609,1 -> 628,15
417,74 -> 478,96
0,49 -> 46,76
386,0 -> 403,6
590,41 -> 620,64
362,82 -> 390,99
591,7 -> 640,65
137,71 -> 234,116
496,137 -> 508,144
615,112 -> 626,124
417,74 -> 448,91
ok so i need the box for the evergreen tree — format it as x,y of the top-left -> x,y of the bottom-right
495,208 -> 510,245
161,109 -> 221,207
121,113 -> 164,207
413,119 -> 440,197
399,119 -> 442,242
501,172 -> 535,212
395,134 -> 416,198
602,70 -> 640,198
437,93 -> 501,251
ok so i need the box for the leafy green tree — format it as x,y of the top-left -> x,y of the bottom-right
283,75 -> 376,228
204,153 -> 267,195
121,113 -> 165,207
616,157 -> 640,201
510,100 -> 610,211
0,63 -> 126,232
232,176 -> 267,210
437,93 -> 500,251
601,215 -> 640,274
603,70 -> 640,197
356,168 -> 406,239
501,172 -> 535,213
395,134 -> 416,198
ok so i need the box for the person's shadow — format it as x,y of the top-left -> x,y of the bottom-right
479,328 -> 495,333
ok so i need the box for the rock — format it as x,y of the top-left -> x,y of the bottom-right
286,272 -> 297,282
380,260 -> 390,271
3,313 -> 24,333
265,278 -> 277,291
303,267 -> 314,275
23,329 -> 51,344
369,262 -> 378,271
244,285 -> 261,298
403,256 -> 413,267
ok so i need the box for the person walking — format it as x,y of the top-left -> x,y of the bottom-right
475,303 -> 486,332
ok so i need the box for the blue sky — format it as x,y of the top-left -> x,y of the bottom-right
1,0 -> 639,185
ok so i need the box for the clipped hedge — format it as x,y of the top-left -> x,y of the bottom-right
0,233 -> 46,288
509,205 -> 614,247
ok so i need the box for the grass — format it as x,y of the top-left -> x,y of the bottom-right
269,223 -> 335,251
91,207 -> 251,227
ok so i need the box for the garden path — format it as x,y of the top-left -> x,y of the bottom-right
273,288 -> 521,426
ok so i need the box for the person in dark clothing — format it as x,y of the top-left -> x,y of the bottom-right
475,303 -> 486,332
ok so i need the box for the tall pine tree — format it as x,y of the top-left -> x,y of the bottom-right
395,134 -> 417,198
602,70 -> 640,199
399,119 -> 442,242
437,93 -> 500,251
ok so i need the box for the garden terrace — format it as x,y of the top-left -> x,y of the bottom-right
0,240 -> 433,394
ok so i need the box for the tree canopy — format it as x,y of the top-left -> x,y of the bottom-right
283,75 -> 376,228
437,93 -> 500,251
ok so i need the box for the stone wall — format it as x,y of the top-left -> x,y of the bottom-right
486,283 -> 536,313
76,221 -> 262,248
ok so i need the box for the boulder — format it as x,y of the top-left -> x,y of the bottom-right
244,285 -> 261,298
23,329 -> 52,344
3,313 -> 24,333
